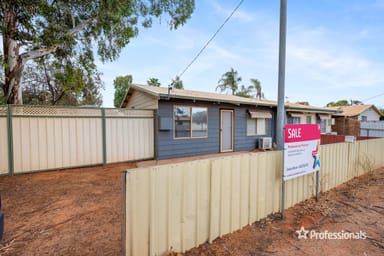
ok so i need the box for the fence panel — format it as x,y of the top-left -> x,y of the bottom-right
124,138 -> 384,256
11,106 -> 103,174
105,109 -> 154,163
0,106 -> 154,174
360,121 -> 384,137
0,107 -> 8,175
247,152 -> 280,225
124,159 -> 211,256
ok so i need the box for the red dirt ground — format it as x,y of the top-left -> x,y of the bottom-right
0,163 -> 383,256
184,167 -> 384,256
0,163 -> 135,256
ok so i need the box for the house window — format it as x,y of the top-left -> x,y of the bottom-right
246,110 -> 272,136
247,118 -> 267,135
361,116 -> 367,122
320,119 -> 327,133
306,116 -> 312,124
174,106 -> 208,138
288,117 -> 301,124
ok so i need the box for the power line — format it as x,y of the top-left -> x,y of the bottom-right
177,0 -> 245,78
360,92 -> 384,103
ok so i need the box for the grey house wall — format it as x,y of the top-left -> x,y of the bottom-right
156,99 -> 276,160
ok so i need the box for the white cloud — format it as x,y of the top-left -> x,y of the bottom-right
209,0 -> 254,23
286,26 -> 384,90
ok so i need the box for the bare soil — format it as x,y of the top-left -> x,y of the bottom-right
0,163 -> 383,256
0,163 -> 135,256
185,167 -> 384,256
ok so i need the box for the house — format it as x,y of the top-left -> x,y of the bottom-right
330,104 -> 384,136
286,102 -> 337,134
121,84 -> 338,159
331,105 -> 383,122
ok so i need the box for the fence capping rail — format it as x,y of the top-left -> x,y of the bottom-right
0,104 -> 155,175
122,138 -> 384,256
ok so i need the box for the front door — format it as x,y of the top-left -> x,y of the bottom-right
220,110 -> 233,152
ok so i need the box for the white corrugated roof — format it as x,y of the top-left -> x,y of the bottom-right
122,84 -> 338,114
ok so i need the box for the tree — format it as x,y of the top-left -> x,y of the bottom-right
172,76 -> 184,89
250,78 -> 263,100
22,56 -> 104,106
235,85 -> 253,98
326,99 -> 363,107
350,100 -> 363,106
0,64 -> 4,104
113,75 -> 132,108
326,100 -> 349,107
147,77 -> 161,87
0,0 -> 195,104
0,90 -> 4,105
216,68 -> 241,95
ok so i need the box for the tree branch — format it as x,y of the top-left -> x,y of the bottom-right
20,15 -> 99,62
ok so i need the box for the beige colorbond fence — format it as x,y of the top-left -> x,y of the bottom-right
0,107 -> 8,175
0,105 -> 154,175
123,138 -> 384,256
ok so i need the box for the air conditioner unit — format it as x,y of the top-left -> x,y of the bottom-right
345,136 -> 356,143
259,137 -> 272,149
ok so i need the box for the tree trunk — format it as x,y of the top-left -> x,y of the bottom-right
3,39 -> 25,104
2,3 -> 25,104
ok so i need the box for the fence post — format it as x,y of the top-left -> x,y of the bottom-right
101,108 -> 107,165
153,110 -> 158,160
121,170 -> 127,256
6,105 -> 14,175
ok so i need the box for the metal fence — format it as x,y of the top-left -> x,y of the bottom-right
122,138 -> 384,256
0,105 -> 154,175
360,121 -> 384,137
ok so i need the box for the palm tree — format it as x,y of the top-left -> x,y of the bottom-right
250,78 -> 262,100
172,76 -> 184,89
216,68 -> 241,95
235,85 -> 253,98
147,77 -> 161,87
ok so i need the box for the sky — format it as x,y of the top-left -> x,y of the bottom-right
96,0 -> 384,109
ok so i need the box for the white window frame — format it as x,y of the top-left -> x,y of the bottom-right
174,105 -> 208,139
247,117 -> 267,136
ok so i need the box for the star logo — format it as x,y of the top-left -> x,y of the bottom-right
296,226 -> 309,239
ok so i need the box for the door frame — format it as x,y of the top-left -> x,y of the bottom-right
220,109 -> 234,152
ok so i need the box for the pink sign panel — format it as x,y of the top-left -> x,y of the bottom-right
284,124 -> 321,143
284,124 -> 321,180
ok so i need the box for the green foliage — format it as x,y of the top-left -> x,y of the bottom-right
250,78 -> 263,99
235,85 -> 253,98
147,77 -> 161,87
0,89 -> 4,105
326,99 -> 363,107
1,0 -> 195,103
216,68 -> 241,95
113,75 -> 133,107
1,0 -> 195,62
172,76 -> 184,89
22,56 -> 104,106
216,69 -> 265,99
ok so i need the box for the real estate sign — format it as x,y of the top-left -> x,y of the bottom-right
284,124 -> 321,180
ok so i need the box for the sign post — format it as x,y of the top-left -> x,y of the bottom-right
281,124 -> 321,218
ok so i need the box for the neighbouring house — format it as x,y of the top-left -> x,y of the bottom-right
286,102 -> 337,134
331,104 -> 383,122
330,105 -> 384,136
121,84 -> 338,160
